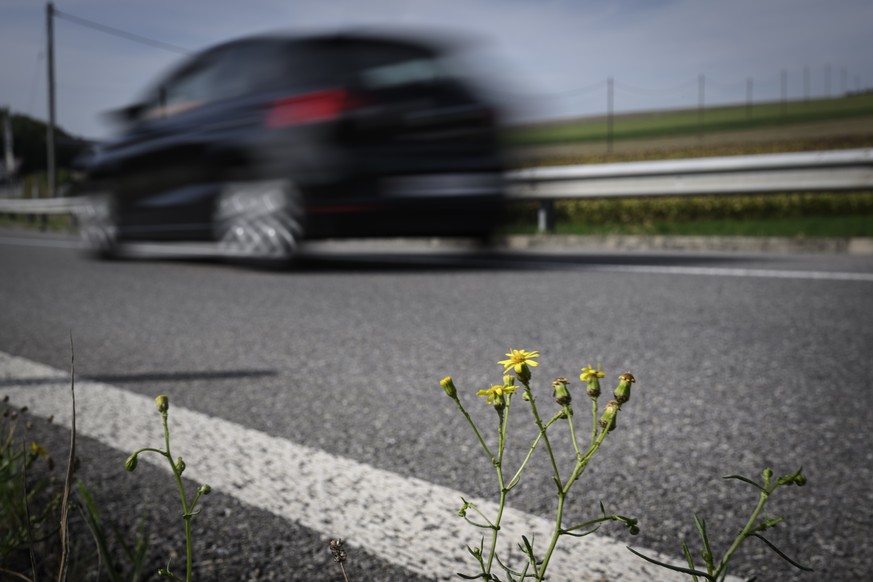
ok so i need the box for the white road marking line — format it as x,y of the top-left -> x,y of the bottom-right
585,264 -> 873,281
0,350 -> 714,581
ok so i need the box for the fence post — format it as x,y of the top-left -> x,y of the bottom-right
537,200 -> 555,233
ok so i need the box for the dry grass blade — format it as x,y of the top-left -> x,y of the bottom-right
0,567 -> 36,582
22,443 -> 39,582
55,334 -> 76,582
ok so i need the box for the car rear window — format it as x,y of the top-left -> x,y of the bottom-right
291,39 -> 447,89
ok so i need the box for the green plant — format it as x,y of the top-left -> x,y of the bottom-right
0,397 -> 60,580
629,467 -> 811,580
76,480 -> 150,582
124,395 -> 211,582
440,350 -> 640,581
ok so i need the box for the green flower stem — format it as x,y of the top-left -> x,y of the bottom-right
485,399 -> 511,576
564,406 -> 583,461
537,491 -> 567,581
131,447 -> 165,457
567,424 -> 609,493
589,398 -> 598,448
521,381 -> 562,490
538,427 -> 611,580
463,513 -> 493,529
453,398 -> 495,463
507,412 -> 563,491
161,411 -> 193,582
713,489 -> 770,580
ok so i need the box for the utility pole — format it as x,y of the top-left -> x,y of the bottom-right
3,110 -> 14,180
803,65 -> 810,101
46,2 -> 56,198
746,77 -> 753,120
825,64 -> 831,97
606,76 -> 614,155
781,70 -> 787,115
697,74 -> 705,142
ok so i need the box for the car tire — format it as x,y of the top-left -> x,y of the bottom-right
78,192 -> 120,259
214,179 -> 304,264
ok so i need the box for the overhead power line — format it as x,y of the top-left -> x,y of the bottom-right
53,8 -> 192,55
614,78 -> 696,96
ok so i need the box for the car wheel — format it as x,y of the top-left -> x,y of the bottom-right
214,179 -> 304,263
78,192 -> 119,259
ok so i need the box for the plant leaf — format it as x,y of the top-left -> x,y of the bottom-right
722,474 -> 766,492
563,524 -> 601,538
495,552 -> 525,577
751,534 -> 814,571
692,513 -> 714,572
682,541 -> 700,582
627,547 -> 715,581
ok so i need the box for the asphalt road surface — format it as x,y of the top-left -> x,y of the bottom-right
1,228 -> 872,581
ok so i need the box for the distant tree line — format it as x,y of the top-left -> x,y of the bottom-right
2,109 -> 93,177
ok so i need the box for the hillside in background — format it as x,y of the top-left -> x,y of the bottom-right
2,110 -> 92,176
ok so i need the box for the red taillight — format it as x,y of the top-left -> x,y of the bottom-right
265,89 -> 354,128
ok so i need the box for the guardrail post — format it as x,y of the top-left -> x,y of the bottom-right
537,199 -> 555,233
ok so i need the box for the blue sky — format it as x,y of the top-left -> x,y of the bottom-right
2,0 -> 872,139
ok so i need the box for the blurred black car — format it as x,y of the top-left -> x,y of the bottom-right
78,30 -> 506,260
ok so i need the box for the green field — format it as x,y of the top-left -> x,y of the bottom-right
509,93 -> 873,146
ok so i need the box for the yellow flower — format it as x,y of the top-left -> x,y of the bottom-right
476,383 -> 518,404
580,363 -> 605,382
30,442 -> 50,460
498,349 -> 540,374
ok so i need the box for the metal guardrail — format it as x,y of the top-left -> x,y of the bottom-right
0,196 -> 84,214
2,148 -> 872,232
506,148 -> 873,231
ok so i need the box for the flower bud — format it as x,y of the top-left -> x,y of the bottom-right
517,364 -> 531,383
580,364 -> 605,398
613,372 -> 636,404
198,484 -> 212,495
155,394 -> 169,414
552,377 -> 571,406
599,400 -> 619,432
629,525 -> 640,535
124,453 -> 138,472
440,376 -> 458,399
503,375 -> 515,387
175,456 -> 186,475
789,469 -> 807,487
762,468 -> 773,482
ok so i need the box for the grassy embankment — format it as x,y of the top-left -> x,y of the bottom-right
504,93 -> 873,237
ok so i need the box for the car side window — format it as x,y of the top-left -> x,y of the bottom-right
142,55 -> 221,120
